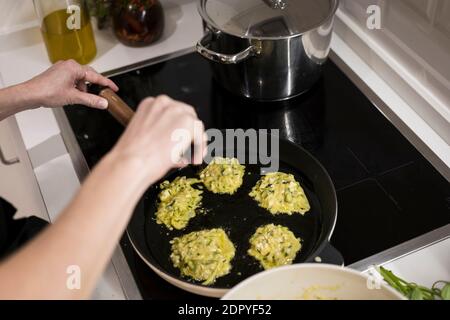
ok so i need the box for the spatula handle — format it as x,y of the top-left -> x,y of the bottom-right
99,88 -> 135,126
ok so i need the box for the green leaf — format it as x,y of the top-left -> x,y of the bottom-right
410,288 -> 425,300
441,284 -> 450,300
378,266 -> 449,300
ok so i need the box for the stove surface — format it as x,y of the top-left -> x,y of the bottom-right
64,53 -> 450,299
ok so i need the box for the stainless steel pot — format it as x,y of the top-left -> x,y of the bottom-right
196,0 -> 339,101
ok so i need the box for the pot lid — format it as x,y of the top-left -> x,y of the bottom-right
199,0 -> 338,39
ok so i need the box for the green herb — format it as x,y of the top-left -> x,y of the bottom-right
378,266 -> 450,300
85,0 -> 112,19
85,0 -> 113,29
440,283 -> 450,300
433,281 -> 450,300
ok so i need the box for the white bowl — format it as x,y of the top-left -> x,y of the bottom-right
222,264 -> 405,300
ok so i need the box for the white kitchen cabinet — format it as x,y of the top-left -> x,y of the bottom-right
0,116 -> 48,221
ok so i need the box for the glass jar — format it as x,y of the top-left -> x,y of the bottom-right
112,0 -> 164,47
33,0 -> 97,64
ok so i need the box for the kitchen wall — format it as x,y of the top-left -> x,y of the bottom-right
0,0 -> 38,35
339,0 -> 450,145
342,0 -> 450,95
404,0 -> 450,34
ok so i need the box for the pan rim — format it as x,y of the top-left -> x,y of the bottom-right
127,230 -> 228,297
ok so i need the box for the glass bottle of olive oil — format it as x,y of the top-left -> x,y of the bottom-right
34,0 -> 97,64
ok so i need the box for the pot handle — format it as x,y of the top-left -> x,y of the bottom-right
196,31 -> 257,64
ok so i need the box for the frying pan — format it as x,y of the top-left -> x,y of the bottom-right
92,85 -> 343,297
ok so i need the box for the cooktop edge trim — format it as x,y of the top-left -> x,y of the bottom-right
348,223 -> 450,272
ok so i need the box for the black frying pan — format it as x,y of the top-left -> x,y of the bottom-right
93,86 -> 343,297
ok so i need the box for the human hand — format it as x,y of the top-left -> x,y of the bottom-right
25,60 -> 119,109
108,95 -> 207,186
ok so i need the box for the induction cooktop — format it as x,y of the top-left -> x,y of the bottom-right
63,52 -> 450,299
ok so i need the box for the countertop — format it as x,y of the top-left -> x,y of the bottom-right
0,0 -> 448,299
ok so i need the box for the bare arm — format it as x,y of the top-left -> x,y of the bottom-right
0,95 -> 205,299
0,83 -> 38,120
0,60 -> 118,121
0,152 -> 148,299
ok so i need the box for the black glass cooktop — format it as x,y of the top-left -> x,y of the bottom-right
64,52 -> 450,299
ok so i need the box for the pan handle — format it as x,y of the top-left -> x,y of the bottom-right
314,242 -> 344,266
98,87 -> 135,126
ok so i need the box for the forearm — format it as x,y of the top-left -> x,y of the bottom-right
0,93 -> 202,299
0,152 -> 154,299
0,82 -> 39,121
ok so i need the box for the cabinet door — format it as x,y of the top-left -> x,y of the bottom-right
0,116 -> 49,221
